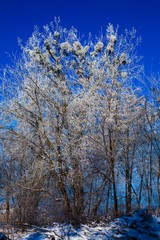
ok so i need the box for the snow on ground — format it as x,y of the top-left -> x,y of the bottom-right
2,209 -> 160,239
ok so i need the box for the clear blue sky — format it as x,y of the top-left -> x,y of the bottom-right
0,0 -> 160,74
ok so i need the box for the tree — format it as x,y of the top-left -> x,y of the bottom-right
144,75 -> 160,207
0,19 -> 147,223
83,25 -> 143,216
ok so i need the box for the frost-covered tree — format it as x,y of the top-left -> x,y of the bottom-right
143,75 -> 160,207
0,19 -> 151,223
1,20 -> 93,220
82,25 -> 144,216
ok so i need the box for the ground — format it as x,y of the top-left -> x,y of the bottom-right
2,209 -> 160,239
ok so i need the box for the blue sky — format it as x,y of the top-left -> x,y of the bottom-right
0,0 -> 160,74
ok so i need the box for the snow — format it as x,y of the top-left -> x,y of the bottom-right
1,209 -> 160,239
0,232 -> 10,240
17,209 -> 160,240
21,232 -> 49,240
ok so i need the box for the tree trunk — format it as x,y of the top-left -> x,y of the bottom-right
125,129 -> 132,214
5,186 -> 10,223
72,158 -> 84,218
112,167 -> 118,217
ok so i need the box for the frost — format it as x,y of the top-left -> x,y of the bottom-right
120,53 -> 126,59
72,42 -> 89,56
50,49 -> 56,55
90,51 -> 96,57
44,39 -> 50,46
83,45 -> 90,54
106,42 -> 114,53
121,71 -> 128,78
28,50 -> 35,57
77,46 -> 90,57
77,67 -> 84,74
106,34 -> 117,53
119,53 -> 127,64
52,39 -> 57,45
71,60 -> 76,68
60,42 -> 72,52
94,41 -> 104,52
73,41 -> 82,51
54,31 -> 60,38
28,49 -> 41,62
56,64 -> 62,71
110,34 -> 117,43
